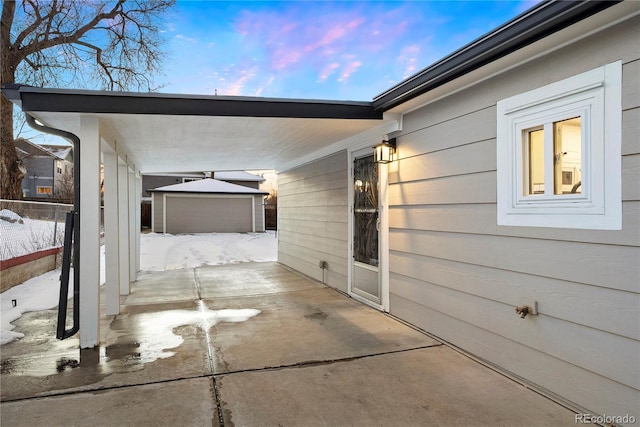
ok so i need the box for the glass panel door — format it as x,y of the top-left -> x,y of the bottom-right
352,153 -> 380,303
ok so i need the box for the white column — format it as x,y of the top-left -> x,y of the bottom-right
135,173 -> 142,274
128,167 -> 136,281
380,161 -> 391,313
102,150 -> 120,315
79,116 -> 101,348
118,162 -> 130,295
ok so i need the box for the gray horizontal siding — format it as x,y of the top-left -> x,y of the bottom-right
254,196 -> 265,232
388,15 -> 640,421
277,151 -> 349,292
391,294 -> 639,421
152,193 -> 163,233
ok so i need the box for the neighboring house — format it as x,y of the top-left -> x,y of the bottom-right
141,171 -> 266,228
4,1 -> 638,422
149,178 -> 268,233
142,171 -> 265,197
15,138 -> 74,201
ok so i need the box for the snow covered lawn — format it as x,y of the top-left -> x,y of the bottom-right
0,231 -> 277,345
0,209 -> 65,260
141,231 -> 277,271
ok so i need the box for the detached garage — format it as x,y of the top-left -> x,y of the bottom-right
150,178 -> 268,233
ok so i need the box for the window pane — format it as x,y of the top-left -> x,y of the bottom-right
526,129 -> 545,195
554,117 -> 581,194
353,155 -> 379,267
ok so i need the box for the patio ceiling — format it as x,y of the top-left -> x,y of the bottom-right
4,86 -> 392,173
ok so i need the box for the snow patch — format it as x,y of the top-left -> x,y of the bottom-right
1,232 -> 275,345
0,209 -> 24,224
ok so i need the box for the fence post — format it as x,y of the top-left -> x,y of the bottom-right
52,204 -> 59,268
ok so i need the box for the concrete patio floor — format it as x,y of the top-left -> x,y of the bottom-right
1,262 -> 577,426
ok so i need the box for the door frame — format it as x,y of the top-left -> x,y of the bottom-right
347,143 -> 390,312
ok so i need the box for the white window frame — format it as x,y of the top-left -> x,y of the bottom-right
496,61 -> 621,230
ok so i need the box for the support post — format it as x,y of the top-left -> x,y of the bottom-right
135,173 -> 142,274
118,162 -> 130,295
78,117 -> 101,348
128,167 -> 137,281
102,150 -> 120,315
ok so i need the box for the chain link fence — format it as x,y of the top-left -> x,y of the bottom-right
0,199 -> 73,261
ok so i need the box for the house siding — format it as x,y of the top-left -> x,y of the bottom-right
388,16 -> 639,420
278,151 -> 349,292
21,156 -> 54,198
152,193 -> 164,233
253,195 -> 265,232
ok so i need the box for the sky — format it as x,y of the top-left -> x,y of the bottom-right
157,0 -> 538,101
18,0 -> 537,145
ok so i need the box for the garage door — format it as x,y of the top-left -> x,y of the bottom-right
165,196 -> 253,233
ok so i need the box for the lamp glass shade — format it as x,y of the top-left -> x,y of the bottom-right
374,142 -> 394,164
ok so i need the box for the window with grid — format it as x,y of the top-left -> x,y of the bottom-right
496,62 -> 621,230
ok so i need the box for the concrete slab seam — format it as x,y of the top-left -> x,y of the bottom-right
211,376 -> 226,427
212,344 -> 444,378
0,374 -> 212,404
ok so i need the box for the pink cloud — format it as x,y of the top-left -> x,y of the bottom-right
338,60 -> 362,82
313,18 -> 364,49
254,75 -> 275,96
397,45 -> 421,78
318,63 -> 340,81
216,68 -> 257,96
272,49 -> 303,70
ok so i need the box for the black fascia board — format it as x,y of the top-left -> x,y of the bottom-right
372,0 -> 621,112
2,84 -> 382,120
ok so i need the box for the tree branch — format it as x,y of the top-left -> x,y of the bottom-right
16,0 -> 126,62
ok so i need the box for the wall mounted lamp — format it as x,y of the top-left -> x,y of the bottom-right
374,138 -> 396,164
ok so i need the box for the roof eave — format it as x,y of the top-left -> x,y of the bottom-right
1,84 -> 382,120
372,0 -> 621,112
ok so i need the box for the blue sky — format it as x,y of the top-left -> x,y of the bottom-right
159,0 -> 538,100
19,0 -> 537,145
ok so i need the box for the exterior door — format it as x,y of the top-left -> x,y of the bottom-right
351,151 -> 381,305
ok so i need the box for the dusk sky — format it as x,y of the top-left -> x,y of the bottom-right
159,1 -> 538,101
19,0 -> 538,145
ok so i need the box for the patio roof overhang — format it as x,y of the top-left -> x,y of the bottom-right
2,85 -> 394,173
3,1 -> 632,175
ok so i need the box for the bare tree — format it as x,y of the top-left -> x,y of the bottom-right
55,166 -> 74,203
1,0 -> 175,199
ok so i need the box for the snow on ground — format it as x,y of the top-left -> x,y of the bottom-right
0,231 -> 277,345
0,211 -> 65,260
141,231 -> 276,271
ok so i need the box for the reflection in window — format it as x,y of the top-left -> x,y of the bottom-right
554,117 -> 581,194
527,128 -> 544,195
523,117 -> 582,196
353,155 -> 378,267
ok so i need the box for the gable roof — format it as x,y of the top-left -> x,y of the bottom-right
14,138 -> 70,160
214,171 -> 265,182
150,178 -> 268,195
41,144 -> 72,161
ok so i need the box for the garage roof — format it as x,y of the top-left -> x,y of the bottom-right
150,178 -> 268,195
